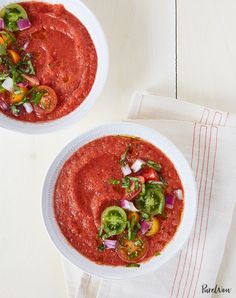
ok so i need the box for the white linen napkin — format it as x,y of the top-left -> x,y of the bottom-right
63,91 -> 236,298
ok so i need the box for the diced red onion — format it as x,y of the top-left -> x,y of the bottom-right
22,74 -> 40,86
17,18 -> 31,31
174,189 -> 183,200
120,199 -> 139,212
17,82 -> 28,88
22,40 -> 30,50
121,164 -> 132,176
0,18 -> 4,29
0,101 -> 9,111
103,239 -> 117,249
23,102 -> 33,114
2,77 -> 14,92
141,220 -> 150,234
131,159 -> 146,173
165,194 -> 175,209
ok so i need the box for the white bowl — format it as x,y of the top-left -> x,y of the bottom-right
0,0 -> 109,134
42,122 -> 197,279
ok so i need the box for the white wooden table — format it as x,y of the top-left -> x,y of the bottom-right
0,1 -> 235,297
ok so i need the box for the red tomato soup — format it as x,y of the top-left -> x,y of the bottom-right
54,136 -> 184,266
0,2 -> 97,122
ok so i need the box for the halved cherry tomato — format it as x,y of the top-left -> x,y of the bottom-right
8,49 -> 21,64
116,233 -> 148,263
124,176 -> 145,200
101,206 -> 127,237
33,85 -> 58,115
11,86 -> 28,103
128,212 -> 140,225
0,4 -> 28,32
146,217 -> 160,237
141,167 -> 159,181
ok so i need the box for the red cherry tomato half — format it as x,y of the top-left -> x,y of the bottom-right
116,233 -> 148,263
124,176 -> 145,200
141,168 -> 159,181
33,85 -> 57,115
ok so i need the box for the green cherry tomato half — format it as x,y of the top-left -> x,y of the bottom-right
101,206 -> 127,237
116,233 -> 148,263
0,4 -> 28,32
135,186 -> 165,216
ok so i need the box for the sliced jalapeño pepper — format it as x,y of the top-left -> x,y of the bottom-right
101,206 -> 127,238
0,4 -> 28,32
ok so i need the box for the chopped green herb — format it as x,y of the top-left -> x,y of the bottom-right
31,89 -> 46,105
129,177 -> 140,181
127,216 -> 140,241
121,177 -> 131,191
155,251 -> 161,256
134,239 -> 143,246
10,105 -> 19,116
141,183 -> 146,194
98,225 -> 103,238
126,263 -> 140,268
120,144 -> 131,166
127,221 -> 132,241
97,244 -> 106,252
147,160 -> 162,172
0,73 -> 9,81
141,212 -> 149,220
134,180 -> 139,191
0,45 -> 7,56
128,251 -> 139,259
18,53 -> 35,75
159,174 -> 168,186
146,180 -> 165,190
109,178 -> 120,185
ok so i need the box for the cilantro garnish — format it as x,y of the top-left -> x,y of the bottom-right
0,45 -> 6,56
31,89 -> 46,105
109,178 -> 120,185
147,160 -> 162,172
120,144 -> 131,166
10,105 -> 19,116
126,263 -> 140,268
17,53 -> 35,75
97,244 -> 106,251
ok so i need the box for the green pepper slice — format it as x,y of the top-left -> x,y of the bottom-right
135,184 -> 165,216
0,4 -> 28,32
101,206 -> 127,237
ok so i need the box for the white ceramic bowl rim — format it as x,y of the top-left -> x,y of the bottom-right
42,122 -> 197,280
0,0 -> 109,134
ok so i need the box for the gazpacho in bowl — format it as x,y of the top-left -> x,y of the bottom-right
54,135 -> 184,266
42,123 -> 196,279
0,1 -> 108,133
